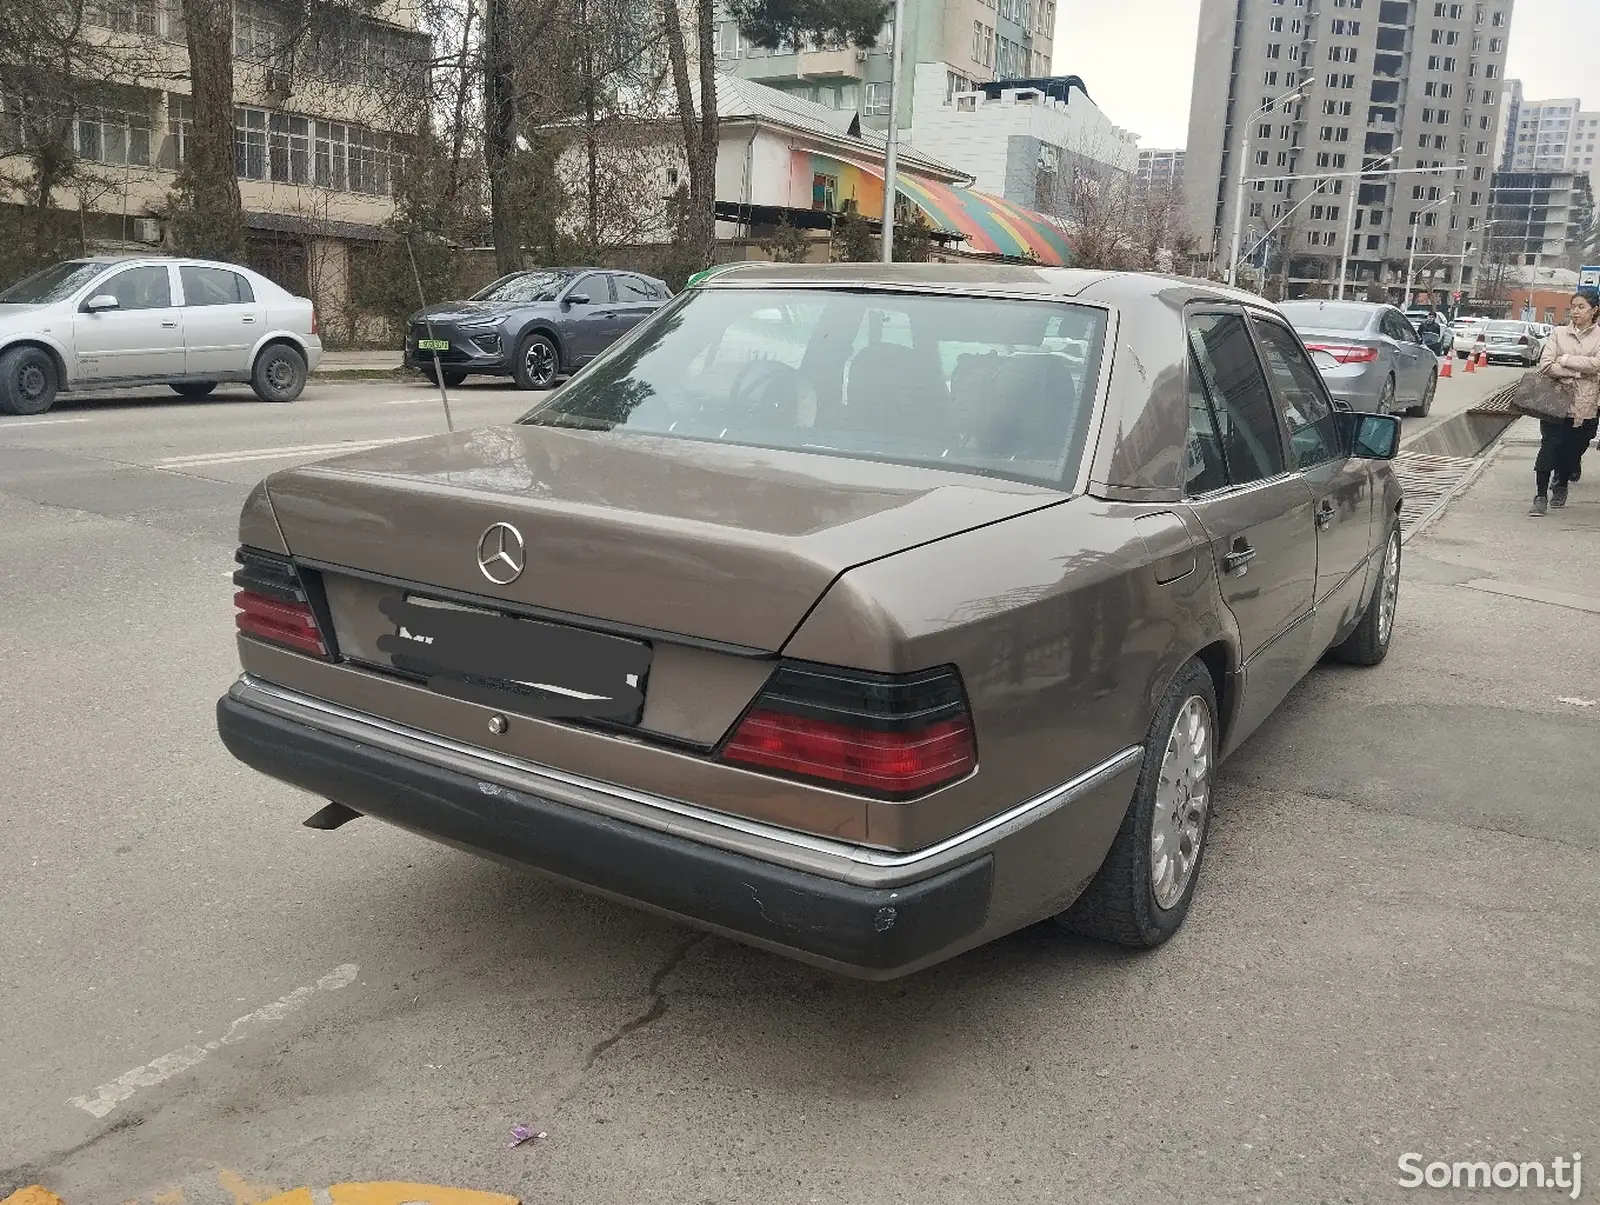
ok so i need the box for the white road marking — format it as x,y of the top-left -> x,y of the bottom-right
153,439 -> 409,468
387,398 -> 423,405
66,963 -> 359,1118
0,416 -> 91,428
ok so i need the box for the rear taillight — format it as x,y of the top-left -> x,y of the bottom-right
310,308 -> 318,336
720,664 -> 977,799
233,547 -> 329,658
1304,343 -> 1380,364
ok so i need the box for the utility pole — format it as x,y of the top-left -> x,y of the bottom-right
879,0 -> 907,263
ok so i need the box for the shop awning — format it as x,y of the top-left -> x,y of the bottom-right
784,150 -> 1077,266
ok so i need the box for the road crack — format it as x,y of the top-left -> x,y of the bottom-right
570,931 -> 709,1087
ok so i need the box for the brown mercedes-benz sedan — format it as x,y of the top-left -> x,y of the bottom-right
217,264 -> 1404,978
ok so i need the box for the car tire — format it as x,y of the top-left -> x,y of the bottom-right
513,332 -> 560,391
421,364 -> 468,388
1059,657 -> 1219,948
170,382 -> 217,399
1378,374 -> 1396,414
1332,525 -> 1400,667
1406,371 -> 1435,418
251,344 -> 307,403
0,345 -> 59,416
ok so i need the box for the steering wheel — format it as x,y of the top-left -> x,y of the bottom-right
730,359 -> 805,423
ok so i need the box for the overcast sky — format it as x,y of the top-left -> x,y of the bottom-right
1052,0 -> 1592,149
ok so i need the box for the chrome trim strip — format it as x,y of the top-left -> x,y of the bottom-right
231,674 -> 1142,888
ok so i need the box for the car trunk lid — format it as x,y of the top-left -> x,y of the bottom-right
262,425 -> 1068,653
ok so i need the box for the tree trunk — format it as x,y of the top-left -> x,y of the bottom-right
583,0 -> 599,249
444,2 -> 475,210
483,0 -> 519,274
175,0 -> 244,261
662,0 -> 717,271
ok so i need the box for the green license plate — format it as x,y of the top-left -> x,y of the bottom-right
417,338 -> 450,351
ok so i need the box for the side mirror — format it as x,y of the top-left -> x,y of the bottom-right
1340,411 -> 1401,460
564,293 -> 591,307
83,294 -> 119,313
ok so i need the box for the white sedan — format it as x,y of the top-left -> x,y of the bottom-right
0,256 -> 322,415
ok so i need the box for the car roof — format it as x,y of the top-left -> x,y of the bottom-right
694,261 -> 1274,309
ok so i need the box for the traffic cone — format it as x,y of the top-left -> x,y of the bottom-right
1440,353 -> 1453,378
1476,348 -> 1487,369
1464,351 -> 1476,372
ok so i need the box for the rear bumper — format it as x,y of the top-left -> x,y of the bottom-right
216,680 -> 1004,977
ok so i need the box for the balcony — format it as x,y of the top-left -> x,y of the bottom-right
1378,1 -> 1409,25
1376,27 -> 1406,52
1373,52 -> 1404,79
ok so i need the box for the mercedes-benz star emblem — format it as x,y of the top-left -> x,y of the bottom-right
476,522 -> 526,585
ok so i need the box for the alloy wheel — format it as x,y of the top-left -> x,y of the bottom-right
525,341 -> 556,387
1150,695 -> 1213,910
1377,531 -> 1400,646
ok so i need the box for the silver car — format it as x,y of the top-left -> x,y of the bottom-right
1479,320 -> 1543,367
1279,300 -> 1437,418
0,256 -> 322,416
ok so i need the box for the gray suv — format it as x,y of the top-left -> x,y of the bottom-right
404,268 -> 671,390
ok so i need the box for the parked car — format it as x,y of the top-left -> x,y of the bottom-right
404,268 -> 672,390
1451,316 -> 1492,358
1278,300 -> 1438,417
0,256 -> 321,416
218,265 -> 1405,978
1478,320 -> 1544,366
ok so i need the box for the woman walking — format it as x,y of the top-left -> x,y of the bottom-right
1530,287 -> 1600,515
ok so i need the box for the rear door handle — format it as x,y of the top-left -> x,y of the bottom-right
1223,545 -> 1257,575
241,316 -> 256,324
160,319 -> 177,328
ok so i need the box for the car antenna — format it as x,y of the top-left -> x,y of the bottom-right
404,235 -> 455,433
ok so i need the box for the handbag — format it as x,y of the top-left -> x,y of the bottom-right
1510,370 -> 1573,422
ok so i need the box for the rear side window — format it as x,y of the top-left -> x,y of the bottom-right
1186,312 -> 1286,484
1184,363 -> 1231,495
520,287 -> 1110,488
181,266 -> 254,306
615,274 -> 657,301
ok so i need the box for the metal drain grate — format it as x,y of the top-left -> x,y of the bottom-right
1468,383 -> 1520,416
1394,449 -> 1482,541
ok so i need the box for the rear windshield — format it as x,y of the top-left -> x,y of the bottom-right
0,260 -> 106,305
518,287 -> 1109,488
1278,302 -> 1373,332
1485,322 -> 1526,336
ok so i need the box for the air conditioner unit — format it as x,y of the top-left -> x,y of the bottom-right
264,67 -> 293,98
133,218 -> 161,244
854,50 -> 868,62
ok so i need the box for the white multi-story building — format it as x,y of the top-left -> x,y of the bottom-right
714,0 -> 1057,135
1506,95 -> 1600,196
1184,0 -> 1516,300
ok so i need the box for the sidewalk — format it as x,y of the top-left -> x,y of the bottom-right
313,349 -> 406,374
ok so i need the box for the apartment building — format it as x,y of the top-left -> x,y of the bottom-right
714,0 -> 1056,133
1487,169 -> 1593,270
1137,148 -> 1186,193
1184,0 -> 1514,301
0,0 -> 429,338
1504,95 -> 1600,198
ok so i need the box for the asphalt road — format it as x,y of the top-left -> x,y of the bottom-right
1,368 -> 1594,1204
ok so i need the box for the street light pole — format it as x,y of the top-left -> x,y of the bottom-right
1227,84 -> 1305,287
879,0 -> 907,264
1337,152 -> 1395,300
1403,190 -> 1456,308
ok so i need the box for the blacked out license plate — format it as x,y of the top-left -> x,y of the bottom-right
374,594 -> 652,723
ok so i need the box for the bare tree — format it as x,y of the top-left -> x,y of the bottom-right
171,0 -> 243,258
661,0 -> 717,275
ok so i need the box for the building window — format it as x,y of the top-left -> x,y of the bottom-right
1264,70 -> 1280,85
1266,42 -> 1281,59
810,172 -> 837,211
234,0 -> 286,59
77,95 -> 153,166
90,0 -> 158,36
715,20 -> 740,56
268,112 -> 309,184
865,82 -> 891,116
166,93 -> 192,165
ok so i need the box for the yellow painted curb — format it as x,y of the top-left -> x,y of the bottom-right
262,1187 -> 519,1205
1,1188 -> 66,1205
